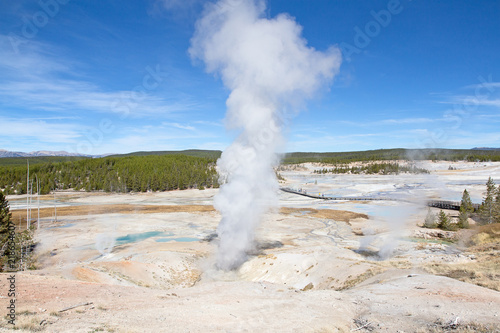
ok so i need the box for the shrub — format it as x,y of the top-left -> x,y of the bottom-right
437,210 -> 452,230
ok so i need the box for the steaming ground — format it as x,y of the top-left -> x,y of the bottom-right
1,161 -> 500,332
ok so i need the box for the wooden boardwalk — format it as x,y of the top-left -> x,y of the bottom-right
280,188 -> 480,211
426,200 -> 480,211
280,187 -> 393,201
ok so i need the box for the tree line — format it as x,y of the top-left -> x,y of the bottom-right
313,162 -> 429,175
425,177 -> 500,230
283,148 -> 500,165
0,154 -> 219,195
0,156 -> 87,168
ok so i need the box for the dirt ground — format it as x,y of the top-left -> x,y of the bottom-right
1,161 -> 499,332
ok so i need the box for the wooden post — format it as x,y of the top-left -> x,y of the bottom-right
37,176 -> 40,229
29,179 -> 33,229
26,160 -> 29,229
54,191 -> 57,223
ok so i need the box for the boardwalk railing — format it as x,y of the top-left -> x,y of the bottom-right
426,200 -> 480,211
280,187 -> 480,211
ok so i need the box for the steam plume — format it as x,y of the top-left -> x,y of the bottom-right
190,0 -> 341,270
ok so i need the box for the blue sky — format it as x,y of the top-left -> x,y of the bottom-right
1,0 -> 499,155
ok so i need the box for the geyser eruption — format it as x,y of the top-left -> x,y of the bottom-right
190,0 -> 341,270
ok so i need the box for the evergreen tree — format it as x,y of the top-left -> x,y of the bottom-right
0,192 -> 11,239
0,192 -> 12,270
460,189 -> 474,213
457,189 -> 473,229
13,228 -> 36,271
494,185 -> 500,224
15,183 -> 25,195
0,194 -> 35,271
437,210 -> 451,230
457,208 -> 470,229
479,177 -> 496,224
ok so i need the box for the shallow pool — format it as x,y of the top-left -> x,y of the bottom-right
115,231 -> 173,245
47,223 -> 75,229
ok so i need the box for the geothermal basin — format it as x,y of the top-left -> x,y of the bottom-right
1,160 -> 500,332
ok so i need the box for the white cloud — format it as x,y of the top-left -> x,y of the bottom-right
194,120 -> 224,127
159,0 -> 200,10
0,34 -> 199,117
464,81 -> 500,90
379,118 -> 435,125
476,113 -> 500,122
452,97 -> 500,108
81,122 -> 221,154
106,132 -> 216,154
288,132 -> 386,152
439,80 -> 500,110
336,117 -> 438,127
0,34 -> 212,153
194,141 -> 227,151
0,117 -> 83,144
435,131 -> 500,148
148,0 -> 202,18
162,122 -> 196,131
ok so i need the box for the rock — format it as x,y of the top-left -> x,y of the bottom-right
301,282 -> 314,291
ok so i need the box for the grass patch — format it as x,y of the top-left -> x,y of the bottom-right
0,311 -> 44,331
406,237 -> 456,246
423,253 -> 500,291
279,207 -> 368,223
17,310 -> 37,316
335,267 -> 386,291
467,223 -> 500,249
11,204 -> 216,222
87,324 -> 117,333
418,319 -> 500,332
419,223 -> 500,291
88,328 -> 105,333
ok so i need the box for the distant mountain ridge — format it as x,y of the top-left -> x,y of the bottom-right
2,147 -> 499,160
0,149 -> 219,161
109,149 -> 222,159
472,147 -> 500,151
0,149 -> 92,158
